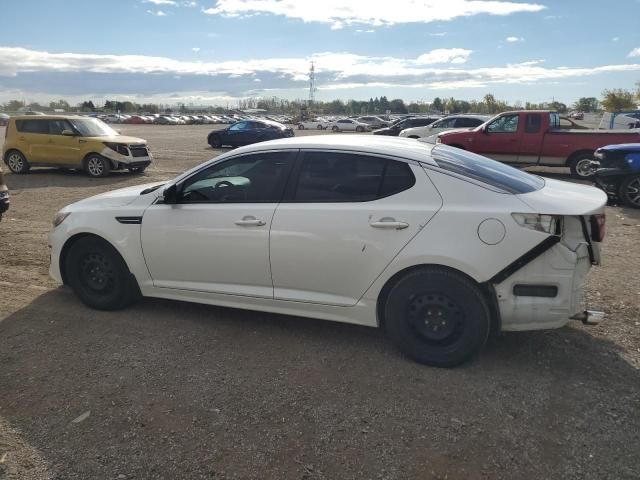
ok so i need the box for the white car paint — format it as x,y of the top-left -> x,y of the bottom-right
400,115 -> 490,139
49,136 -> 607,363
297,118 -> 330,130
326,119 -> 371,132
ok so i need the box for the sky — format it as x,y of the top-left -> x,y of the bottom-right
1,0 -> 639,107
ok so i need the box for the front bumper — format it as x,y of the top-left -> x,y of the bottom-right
101,147 -> 153,168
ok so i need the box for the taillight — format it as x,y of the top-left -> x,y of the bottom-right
590,214 -> 606,242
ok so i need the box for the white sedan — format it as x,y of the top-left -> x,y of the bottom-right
49,136 -> 607,367
327,119 -> 371,132
400,115 -> 490,139
297,118 -> 330,130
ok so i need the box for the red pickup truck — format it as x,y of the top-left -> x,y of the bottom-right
436,110 -> 640,178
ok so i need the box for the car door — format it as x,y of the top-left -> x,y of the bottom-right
269,151 -> 443,306
46,119 -> 81,165
141,150 -> 296,297
15,119 -> 50,163
225,121 -> 250,146
472,113 -> 521,162
517,113 -> 543,164
429,117 -> 457,135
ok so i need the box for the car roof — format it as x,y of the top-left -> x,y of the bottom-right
11,115 -> 92,121
220,135 -> 438,165
440,114 -> 491,120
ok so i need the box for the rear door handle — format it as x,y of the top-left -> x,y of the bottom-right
370,218 -> 409,230
235,216 -> 266,227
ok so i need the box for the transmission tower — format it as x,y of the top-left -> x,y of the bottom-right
308,61 -> 316,105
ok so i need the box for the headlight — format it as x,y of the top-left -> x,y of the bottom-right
593,151 -> 604,159
436,137 -> 442,144
103,142 -> 129,156
512,213 -> 561,234
53,212 -> 71,227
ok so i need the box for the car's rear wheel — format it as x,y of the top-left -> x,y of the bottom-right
332,126 -> 339,132
85,154 -> 111,177
317,124 -> 323,130
384,267 -> 491,367
208,135 -> 222,148
356,126 -> 364,132
618,174 -> 640,208
298,124 -> 305,130
569,153 -> 595,179
5,150 -> 30,174
64,236 -> 141,310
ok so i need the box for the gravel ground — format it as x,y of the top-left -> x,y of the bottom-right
0,124 -> 639,479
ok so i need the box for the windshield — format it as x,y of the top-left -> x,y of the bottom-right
430,145 -> 545,194
67,118 -> 119,137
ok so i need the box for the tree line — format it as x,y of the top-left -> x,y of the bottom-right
2,82 -> 638,115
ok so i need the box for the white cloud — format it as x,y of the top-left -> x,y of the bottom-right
428,32 -> 448,37
612,37 -> 620,42
506,36 -> 524,42
202,0 -> 546,28
192,47 -> 201,52
416,48 -> 472,64
182,1 -> 198,6
629,48 -> 640,57
1,47 -> 639,98
144,0 -> 176,4
146,9 -> 168,16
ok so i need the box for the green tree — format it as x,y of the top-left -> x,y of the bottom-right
431,97 -> 444,113
78,100 -> 96,112
572,97 -> 599,113
389,98 -> 407,113
549,101 -> 568,114
601,89 -> 636,111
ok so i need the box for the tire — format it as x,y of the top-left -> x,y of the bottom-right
618,174 -> 640,208
332,126 -> 339,132
5,150 -> 30,174
383,267 -> 491,367
84,154 -> 111,177
356,126 -> 364,132
298,124 -> 305,130
569,153 -> 595,179
317,124 -> 323,130
128,165 -> 147,174
208,135 -> 222,148
64,236 -> 141,310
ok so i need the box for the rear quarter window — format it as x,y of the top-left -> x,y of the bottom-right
15,119 -> 49,134
431,146 -> 544,194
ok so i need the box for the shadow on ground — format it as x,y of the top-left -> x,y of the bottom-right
1,289 -> 639,479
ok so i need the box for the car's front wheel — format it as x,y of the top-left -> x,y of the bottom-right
298,124 -> 305,130
5,150 -> 30,174
64,236 -> 141,310
317,124 -> 323,130
332,126 -> 339,132
569,153 -> 595,179
208,135 -> 222,148
84,154 -> 111,177
618,174 -> 640,208
356,126 -> 364,132
384,267 -> 491,367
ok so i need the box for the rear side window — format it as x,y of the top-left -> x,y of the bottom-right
15,119 -> 48,134
431,146 -> 544,194
525,114 -> 541,133
294,152 -> 415,202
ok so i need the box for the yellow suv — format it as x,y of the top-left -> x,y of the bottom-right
2,115 -> 152,177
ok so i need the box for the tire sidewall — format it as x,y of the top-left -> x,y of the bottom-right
209,135 -> 221,148
384,268 -> 490,367
5,150 -> 29,174
570,154 -> 595,179
85,154 -> 110,177
618,174 -> 640,208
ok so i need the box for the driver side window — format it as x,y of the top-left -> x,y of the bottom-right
180,151 -> 296,204
487,115 -> 519,133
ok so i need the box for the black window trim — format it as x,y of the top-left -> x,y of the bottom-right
281,148 -> 417,203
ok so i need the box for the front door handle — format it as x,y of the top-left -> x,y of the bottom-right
235,216 -> 266,227
370,218 -> 409,230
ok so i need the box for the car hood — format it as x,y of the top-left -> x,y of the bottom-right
437,128 -> 474,137
516,177 -> 607,215
86,135 -> 147,144
71,182 -> 165,208
598,143 -> 640,152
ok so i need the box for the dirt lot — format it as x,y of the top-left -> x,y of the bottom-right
0,124 -> 639,480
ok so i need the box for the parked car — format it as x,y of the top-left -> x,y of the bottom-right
437,110 -> 640,178
373,116 -> 440,136
0,165 -> 9,220
593,143 -> 640,208
400,115 -> 490,139
599,111 -> 640,130
0,113 -> 9,126
123,115 -> 148,124
570,112 -> 585,120
327,118 -> 371,132
2,115 -> 152,177
48,136 -> 607,367
207,120 -> 294,148
298,118 -> 330,130
356,116 -> 389,129
153,116 -> 178,125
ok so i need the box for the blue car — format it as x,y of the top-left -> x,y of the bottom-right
208,120 -> 294,148
593,143 -> 640,208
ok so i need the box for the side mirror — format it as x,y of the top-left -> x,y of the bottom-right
482,126 -> 489,134
163,184 -> 178,204
61,129 -> 76,136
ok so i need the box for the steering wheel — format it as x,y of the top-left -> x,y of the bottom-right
214,180 -> 234,188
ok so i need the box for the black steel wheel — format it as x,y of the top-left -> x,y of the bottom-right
384,267 -> 491,367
